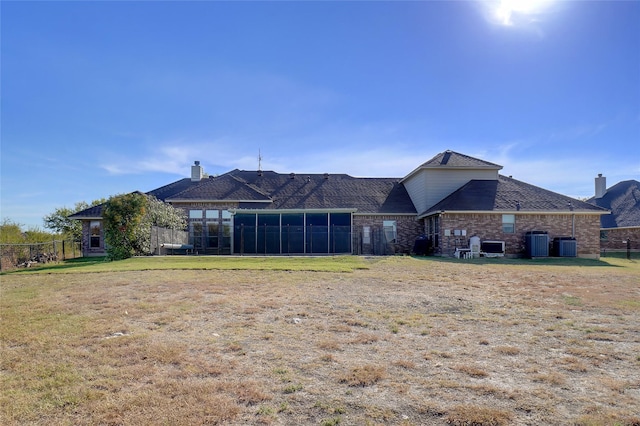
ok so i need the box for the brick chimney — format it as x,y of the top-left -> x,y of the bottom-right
595,173 -> 606,198
191,161 -> 204,182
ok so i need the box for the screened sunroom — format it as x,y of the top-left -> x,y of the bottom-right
231,209 -> 354,255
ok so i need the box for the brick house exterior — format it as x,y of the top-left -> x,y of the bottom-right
587,177 -> 640,254
435,213 -> 602,257
70,150 -> 609,258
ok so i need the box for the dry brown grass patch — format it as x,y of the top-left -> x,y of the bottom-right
454,364 -> 489,378
349,332 -> 379,344
494,345 -> 520,355
339,365 -> 386,387
3,257 -> 639,425
445,404 -> 513,426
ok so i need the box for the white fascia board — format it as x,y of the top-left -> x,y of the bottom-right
418,210 -> 609,220
601,225 -> 640,230
352,212 -> 417,216
69,216 -> 103,220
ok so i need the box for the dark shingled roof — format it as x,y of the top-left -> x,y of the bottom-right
415,150 -> 502,169
68,179 -> 197,219
420,175 -> 609,217
587,180 -> 640,228
168,170 -> 417,214
68,204 -> 105,219
146,178 -> 204,201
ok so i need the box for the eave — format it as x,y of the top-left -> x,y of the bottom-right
418,210 -> 610,220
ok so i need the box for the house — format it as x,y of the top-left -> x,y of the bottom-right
70,151 -> 609,258
587,175 -> 640,253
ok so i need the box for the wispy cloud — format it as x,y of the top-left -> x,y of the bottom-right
474,0 -> 560,36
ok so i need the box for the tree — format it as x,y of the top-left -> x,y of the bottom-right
103,193 -> 186,260
43,199 -> 106,241
103,193 -> 148,260
0,219 -> 24,244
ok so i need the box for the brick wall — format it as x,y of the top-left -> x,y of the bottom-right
600,227 -> 640,251
353,215 -> 422,255
432,213 -> 602,258
80,220 -> 106,256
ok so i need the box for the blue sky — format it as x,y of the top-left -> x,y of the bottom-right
2,0 -> 639,229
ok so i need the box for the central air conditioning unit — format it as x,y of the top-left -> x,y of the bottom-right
553,237 -> 577,257
525,231 -> 549,258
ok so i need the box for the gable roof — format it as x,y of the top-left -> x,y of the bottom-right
587,180 -> 640,228
146,178 -> 203,201
419,150 -> 502,169
419,175 -> 609,218
68,203 -> 105,220
68,179 -> 197,219
167,170 -> 417,214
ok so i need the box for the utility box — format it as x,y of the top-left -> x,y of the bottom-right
525,231 -> 549,258
552,237 -> 577,257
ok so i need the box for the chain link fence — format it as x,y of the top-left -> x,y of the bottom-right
0,240 -> 82,272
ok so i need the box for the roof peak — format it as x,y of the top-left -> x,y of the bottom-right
421,150 -> 503,169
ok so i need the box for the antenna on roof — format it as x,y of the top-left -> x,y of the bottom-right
257,149 -> 263,176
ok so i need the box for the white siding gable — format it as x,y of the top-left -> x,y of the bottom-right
403,168 -> 499,215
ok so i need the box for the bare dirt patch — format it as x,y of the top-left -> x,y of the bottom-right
2,257 -> 639,425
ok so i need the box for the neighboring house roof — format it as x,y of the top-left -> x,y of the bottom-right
168,170 -> 417,214
420,175 -> 609,218
587,180 -> 640,228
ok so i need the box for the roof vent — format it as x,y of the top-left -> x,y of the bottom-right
441,150 -> 452,165
306,176 -> 311,183
257,170 -> 263,177
290,172 -> 295,179
323,172 -> 329,179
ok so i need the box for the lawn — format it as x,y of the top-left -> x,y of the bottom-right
1,256 -> 639,425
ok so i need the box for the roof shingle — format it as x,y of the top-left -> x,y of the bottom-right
168,170 -> 417,214
587,180 -> 640,228
420,175 -> 609,217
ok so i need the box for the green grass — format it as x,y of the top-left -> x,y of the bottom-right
2,255 -> 370,274
4,252 -> 638,276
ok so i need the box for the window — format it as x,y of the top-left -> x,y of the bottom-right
90,221 -> 102,248
600,230 -> 608,241
502,214 -> 515,233
206,222 -> 219,249
191,222 -> 203,249
189,210 -> 203,219
206,210 -> 218,219
383,220 -> 397,243
221,211 -> 232,251
362,226 -> 371,244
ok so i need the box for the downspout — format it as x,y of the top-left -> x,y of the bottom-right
569,202 -> 575,238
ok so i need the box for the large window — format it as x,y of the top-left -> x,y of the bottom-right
191,222 -> 204,249
383,220 -> 397,243
90,221 -> 102,248
502,214 -> 515,233
221,210 -> 232,253
362,226 -> 371,244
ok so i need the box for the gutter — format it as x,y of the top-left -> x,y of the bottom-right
417,210 -> 610,220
